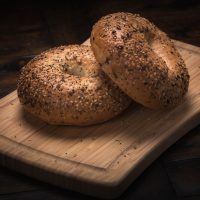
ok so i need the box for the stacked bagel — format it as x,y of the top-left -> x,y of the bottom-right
17,12 -> 189,125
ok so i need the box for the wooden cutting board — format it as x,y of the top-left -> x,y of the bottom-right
0,39 -> 200,199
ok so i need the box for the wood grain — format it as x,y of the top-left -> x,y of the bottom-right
0,40 -> 200,199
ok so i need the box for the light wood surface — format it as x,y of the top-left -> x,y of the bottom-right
0,40 -> 200,199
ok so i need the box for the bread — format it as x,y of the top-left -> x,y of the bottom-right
17,45 -> 131,125
91,12 -> 189,109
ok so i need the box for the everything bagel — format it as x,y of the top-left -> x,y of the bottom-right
17,45 -> 131,125
91,12 -> 189,109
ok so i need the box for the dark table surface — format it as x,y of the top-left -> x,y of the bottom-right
0,0 -> 200,199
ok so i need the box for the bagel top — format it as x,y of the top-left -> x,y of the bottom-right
17,45 -> 131,125
90,12 -> 190,109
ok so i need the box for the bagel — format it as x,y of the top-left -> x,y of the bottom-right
91,12 -> 190,109
17,45 -> 131,125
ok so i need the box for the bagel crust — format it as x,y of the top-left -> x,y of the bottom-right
17,45 -> 131,125
91,12 -> 190,109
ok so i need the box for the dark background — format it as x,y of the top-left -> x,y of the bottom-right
0,0 -> 200,199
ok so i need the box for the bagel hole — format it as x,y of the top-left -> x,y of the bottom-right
62,63 -> 98,78
62,63 -> 86,77
145,32 -> 171,68
152,42 -> 171,67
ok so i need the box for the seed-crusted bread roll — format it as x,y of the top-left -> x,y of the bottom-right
17,45 -> 131,125
91,12 -> 189,109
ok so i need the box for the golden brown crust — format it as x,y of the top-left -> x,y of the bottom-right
91,12 -> 190,108
17,45 -> 131,125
